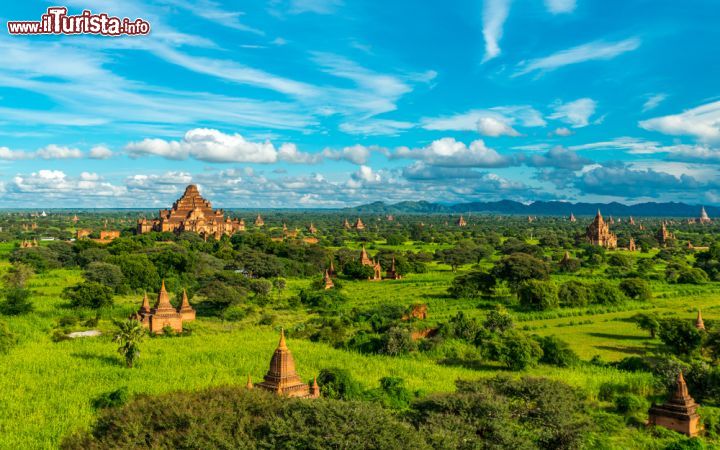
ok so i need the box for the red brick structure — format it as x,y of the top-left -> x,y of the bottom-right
457,215 -> 467,227
323,270 -> 334,290
657,222 -> 675,247
586,210 -> 617,249
354,218 -> 365,230
256,329 -> 320,399
569,212 -> 576,222
307,223 -> 317,234
359,245 -> 382,280
648,372 -> 701,436
385,257 -> 402,280
696,310 -> 705,330
76,229 -> 92,240
99,230 -> 120,241
137,185 -> 244,239
628,238 -> 636,251
132,281 -> 195,334
254,214 -> 265,227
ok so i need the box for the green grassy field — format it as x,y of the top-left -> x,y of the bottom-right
2,242 -> 720,448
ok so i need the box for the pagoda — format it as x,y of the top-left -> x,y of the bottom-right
569,213 -> 576,223
359,245 -> 382,280
648,372 -> 701,436
343,218 -> 351,229
307,223 -> 317,234
322,270 -> 334,289
354,218 -> 365,230
254,214 -> 265,227
629,216 -> 636,225
696,310 -> 705,330
132,281 -> 194,334
457,216 -> 467,227
137,185 -> 244,239
255,330 -> 320,399
657,222 -> 674,247
586,210 -> 617,249
385,257 -> 401,280
628,238 -> 636,252
699,207 -> 712,224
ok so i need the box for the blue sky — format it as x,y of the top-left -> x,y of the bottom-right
0,0 -> 719,208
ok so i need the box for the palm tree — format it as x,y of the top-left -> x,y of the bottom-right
113,319 -> 145,368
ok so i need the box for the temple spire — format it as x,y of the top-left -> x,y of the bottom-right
246,374 -> 253,390
278,328 -> 287,350
674,371 -> 690,401
696,309 -> 705,330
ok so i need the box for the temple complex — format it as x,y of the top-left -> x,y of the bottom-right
131,281 -> 195,334
137,185 -> 244,239
629,216 -> 636,225
699,207 -> 712,224
76,229 -> 92,240
586,210 -> 617,249
696,310 -> 705,330
457,216 -> 467,227
648,372 -> 701,436
20,239 -> 38,248
255,329 -> 320,399
657,223 -> 674,247
360,245 -> 382,280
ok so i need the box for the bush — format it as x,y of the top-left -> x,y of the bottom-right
0,288 -> 34,315
317,367 -> 364,400
591,282 -> 628,305
614,394 -> 648,414
518,280 -> 558,311
448,271 -> 495,299
381,326 -> 416,355
558,280 -> 591,307
92,387 -> 129,409
84,262 -> 126,294
0,321 -> 17,354
535,335 -> 579,367
676,268 -> 709,285
486,330 -> 543,370
619,278 -> 652,301
63,282 -> 114,309
659,319 -> 703,355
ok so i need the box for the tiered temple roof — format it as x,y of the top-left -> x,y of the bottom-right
354,218 -> 365,230
255,330 -> 320,399
132,281 -> 195,334
657,222 -> 674,247
586,210 -> 617,249
648,372 -> 701,436
457,216 -> 467,227
137,185 -> 244,239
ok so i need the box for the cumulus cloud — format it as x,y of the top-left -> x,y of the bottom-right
524,146 -> 592,170
639,100 -> 720,143
322,145 -> 375,165
10,170 -> 125,197
125,128 -> 317,163
277,143 -> 322,164
544,0 -> 576,14
89,145 -> 113,159
348,165 -> 382,187
477,117 -> 520,137
482,0 -> 512,62
0,146 -> 29,160
515,38 -> 640,76
548,98 -> 597,128
552,127 -> 573,136
394,137 -> 511,167
575,163 -> 703,197
36,144 -> 83,159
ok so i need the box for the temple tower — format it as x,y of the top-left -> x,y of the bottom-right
256,329 -> 318,398
648,372 -> 701,436
586,210 -> 618,249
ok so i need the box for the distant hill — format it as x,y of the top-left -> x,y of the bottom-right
346,200 -> 719,217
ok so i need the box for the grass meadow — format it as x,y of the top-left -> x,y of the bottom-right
1,244 -> 719,448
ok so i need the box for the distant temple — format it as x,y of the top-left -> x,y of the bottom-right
322,270 -> 334,289
628,238 -> 636,252
657,222 -> 674,247
360,245 -> 382,280
137,185 -> 244,239
696,310 -> 705,330
354,218 -> 365,230
99,230 -> 120,241
254,329 -> 320,399
457,216 -> 467,227
132,282 -> 195,334
343,218 -> 351,229
254,214 -> 264,227
307,223 -> 317,234
699,207 -> 712,224
20,239 -> 38,248
387,214 -> 395,221
385,257 -> 401,280
569,213 -> 576,222
648,372 -> 701,436
629,216 -> 636,225
586,210 -> 617,249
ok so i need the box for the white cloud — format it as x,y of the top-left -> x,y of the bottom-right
289,0 -> 343,14
642,93 -> 667,112
322,145 -> 373,165
36,144 -> 83,159
477,116 -> 520,137
394,137 -> 510,167
544,0 -> 576,14
482,0 -> 512,62
515,38 -> 640,76
349,165 -> 382,187
548,98 -> 597,128
79,172 -> 100,181
10,170 -> 125,197
0,146 -> 29,160
277,143 -> 322,164
339,119 -> 413,136
89,145 -> 113,159
421,106 -> 545,133
639,100 -> 720,143
553,127 -> 573,136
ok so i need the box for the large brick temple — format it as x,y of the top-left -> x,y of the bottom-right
137,184 -> 245,239
251,329 -> 320,399
586,210 -> 617,249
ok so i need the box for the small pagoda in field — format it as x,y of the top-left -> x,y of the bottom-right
254,329 -> 320,399
254,214 -> 265,227
696,310 -> 705,330
322,270 -> 334,289
648,372 -> 701,436
132,282 -> 195,334
569,212 -> 576,222
657,222 -> 674,247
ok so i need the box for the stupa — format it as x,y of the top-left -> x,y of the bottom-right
255,329 -> 320,398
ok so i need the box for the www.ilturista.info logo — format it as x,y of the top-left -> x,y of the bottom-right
7,7 -> 150,36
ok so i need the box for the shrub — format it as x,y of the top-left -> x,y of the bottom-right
518,280 -> 558,311
0,321 -> 17,354
0,288 -> 34,315
619,278 -> 652,301
659,318 -> 703,355
558,280 -> 591,307
591,282 -> 628,305
486,330 -> 543,370
448,271 -> 496,298
63,282 -> 114,309
535,335 -> 579,367
317,367 -> 364,400
92,387 -> 129,409
614,394 -> 648,414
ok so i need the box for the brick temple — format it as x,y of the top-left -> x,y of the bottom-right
360,245 -> 382,280
586,210 -> 617,249
131,281 -> 195,333
253,329 -> 320,398
137,184 -> 245,239
648,372 -> 701,436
